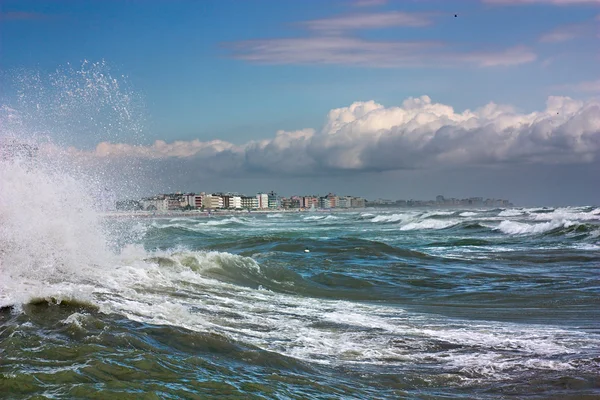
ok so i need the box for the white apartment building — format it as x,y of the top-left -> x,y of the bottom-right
183,194 -> 196,208
230,196 -> 242,209
257,193 -> 269,209
141,197 -> 168,211
337,197 -> 350,208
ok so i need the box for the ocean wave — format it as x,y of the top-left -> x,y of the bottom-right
422,211 -> 456,218
303,215 -> 339,221
149,221 -> 193,230
574,243 -> 600,251
400,219 -> 460,231
459,212 -> 478,217
371,213 -> 413,223
527,207 -> 555,214
3,244 -> 599,382
204,217 -> 247,226
150,217 -> 248,230
498,209 -> 524,217
168,217 -> 194,223
427,238 -> 492,247
497,219 -> 577,235
530,208 -> 600,222
303,215 -> 325,221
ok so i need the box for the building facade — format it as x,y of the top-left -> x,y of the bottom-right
257,193 -> 269,209
241,196 -> 258,209
230,196 -> 242,209
202,194 -> 223,209
267,191 -> 279,209
350,197 -> 366,208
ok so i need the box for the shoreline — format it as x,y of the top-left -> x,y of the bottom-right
99,205 -> 523,219
100,208 -> 346,218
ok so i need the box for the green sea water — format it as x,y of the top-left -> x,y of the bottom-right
2,202 -> 599,399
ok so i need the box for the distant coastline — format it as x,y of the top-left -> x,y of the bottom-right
101,203 -> 518,219
114,192 -> 513,214
101,208 -> 331,218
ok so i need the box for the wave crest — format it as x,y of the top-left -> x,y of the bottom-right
497,219 -> 577,235
400,219 -> 459,231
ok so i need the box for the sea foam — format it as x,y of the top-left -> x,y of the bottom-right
497,219 -> 576,235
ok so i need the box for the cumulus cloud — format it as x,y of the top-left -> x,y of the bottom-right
62,96 -> 600,177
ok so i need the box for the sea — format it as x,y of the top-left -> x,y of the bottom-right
1,160 -> 599,399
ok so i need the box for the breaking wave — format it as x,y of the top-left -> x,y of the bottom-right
400,219 -> 460,231
303,215 -> 340,221
499,209 -> 524,217
497,219 -> 578,235
371,213 -> 414,223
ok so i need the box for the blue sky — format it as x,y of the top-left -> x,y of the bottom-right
2,0 -> 598,143
1,0 -> 599,204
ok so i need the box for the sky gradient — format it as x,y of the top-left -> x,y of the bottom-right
1,0 -> 599,205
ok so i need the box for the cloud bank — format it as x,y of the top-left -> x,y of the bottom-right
63,96 -> 600,177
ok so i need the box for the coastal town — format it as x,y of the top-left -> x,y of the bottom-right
115,191 -> 513,212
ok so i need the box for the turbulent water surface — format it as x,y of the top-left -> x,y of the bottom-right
1,165 -> 599,399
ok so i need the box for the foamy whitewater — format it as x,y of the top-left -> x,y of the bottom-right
1,64 -> 599,398
1,158 -> 599,398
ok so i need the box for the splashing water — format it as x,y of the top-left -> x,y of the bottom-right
0,61 -> 142,306
6,60 -> 144,147
0,159 -> 112,305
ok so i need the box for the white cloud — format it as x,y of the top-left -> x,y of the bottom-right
555,79 -> 600,92
225,9 -> 535,69
539,16 -> 599,43
302,12 -> 432,32
91,139 -> 238,158
540,24 -> 588,42
62,96 -> 600,176
458,45 -> 537,66
226,36 -> 536,68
